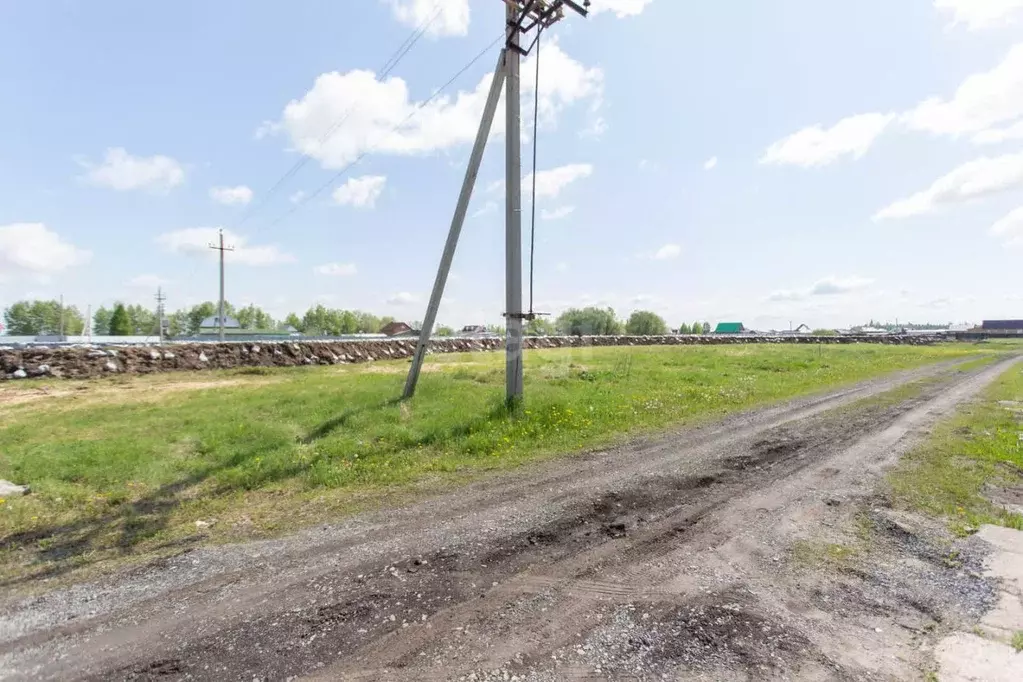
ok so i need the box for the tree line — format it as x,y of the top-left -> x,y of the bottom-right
2,299 -> 708,339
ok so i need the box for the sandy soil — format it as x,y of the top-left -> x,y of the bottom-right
0,357 -> 1017,681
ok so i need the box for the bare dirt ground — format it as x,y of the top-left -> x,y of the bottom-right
1,357 -> 1017,681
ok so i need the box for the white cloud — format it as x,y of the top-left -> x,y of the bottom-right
209,185 -> 254,206
934,0 -> 1023,30
155,227 -> 295,266
588,0 -> 655,18
991,206 -> 1023,245
274,38 -> 601,169
767,276 -> 874,301
541,205 -> 575,221
472,200 -> 498,218
384,0 -> 470,38
78,147 -> 185,192
767,289 -> 804,302
127,274 -> 168,288
653,243 -> 681,260
525,163 -> 593,198
332,175 -> 387,208
314,262 -> 358,276
974,120 -> 1023,145
874,151 -> 1023,219
760,113 -> 894,167
387,291 -> 420,305
809,276 -> 874,295
703,156 -> 718,170
289,190 -> 307,204
0,223 -> 91,280
902,44 -> 1023,140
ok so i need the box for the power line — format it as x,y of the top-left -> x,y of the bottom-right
260,31 -> 508,232
234,5 -> 443,229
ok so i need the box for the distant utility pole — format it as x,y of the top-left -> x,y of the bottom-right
208,229 -> 234,342
404,0 -> 589,405
59,294 -> 65,337
85,304 -> 92,342
155,287 -> 167,344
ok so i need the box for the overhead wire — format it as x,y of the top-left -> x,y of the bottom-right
260,30 -> 508,231
527,26 -> 543,316
233,5 -> 442,230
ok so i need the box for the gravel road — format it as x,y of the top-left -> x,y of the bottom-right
1,356 -> 1017,681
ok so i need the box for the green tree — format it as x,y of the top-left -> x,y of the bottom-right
526,317 -> 557,336
626,310 -> 668,335
167,310 -> 189,337
678,322 -> 691,334
93,306 -> 114,335
813,328 -> 838,336
486,323 -> 506,336
3,299 -> 84,335
555,307 -> 623,336
282,312 -> 303,332
125,304 -> 157,335
187,302 -> 221,335
109,303 -> 133,336
691,321 -> 703,335
435,325 -> 455,337
354,311 -> 380,334
702,322 -> 711,334
236,304 -> 275,331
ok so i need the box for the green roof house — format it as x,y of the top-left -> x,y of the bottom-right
714,322 -> 746,334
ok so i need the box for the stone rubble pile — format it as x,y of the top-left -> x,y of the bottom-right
0,334 -> 944,381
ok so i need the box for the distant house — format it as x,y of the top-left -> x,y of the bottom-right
982,320 -> 1023,331
714,322 -> 747,334
381,321 -> 414,337
792,324 -> 812,334
198,315 -> 242,335
461,325 -> 487,334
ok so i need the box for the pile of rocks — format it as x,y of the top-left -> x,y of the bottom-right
0,334 -> 945,381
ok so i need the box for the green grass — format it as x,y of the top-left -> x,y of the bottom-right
1012,631 -> 1023,653
888,361 -> 1023,536
0,343 -> 993,585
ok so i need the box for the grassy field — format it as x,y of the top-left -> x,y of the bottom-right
889,357 -> 1023,535
0,342 -> 997,585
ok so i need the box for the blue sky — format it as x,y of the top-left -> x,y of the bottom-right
2,0 -> 1023,331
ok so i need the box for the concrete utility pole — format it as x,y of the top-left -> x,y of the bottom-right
208,229 -> 234,342
155,287 -> 167,344
403,51 -> 508,400
504,0 -> 525,404
403,0 -> 588,404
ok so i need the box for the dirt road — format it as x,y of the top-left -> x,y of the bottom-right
2,356 -> 1017,681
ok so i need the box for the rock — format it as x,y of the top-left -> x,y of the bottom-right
163,351 -> 176,359
0,480 -> 30,496
33,364 -> 51,376
12,369 -> 28,379
198,352 -> 209,363
87,350 -> 107,358
251,345 -> 260,353
104,361 -> 119,372
150,350 -> 161,360
195,519 -> 214,529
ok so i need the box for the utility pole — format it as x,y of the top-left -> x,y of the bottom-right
505,0 -> 524,405
403,0 -> 589,404
155,287 -> 167,344
208,229 -> 234,342
85,304 -> 92,342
